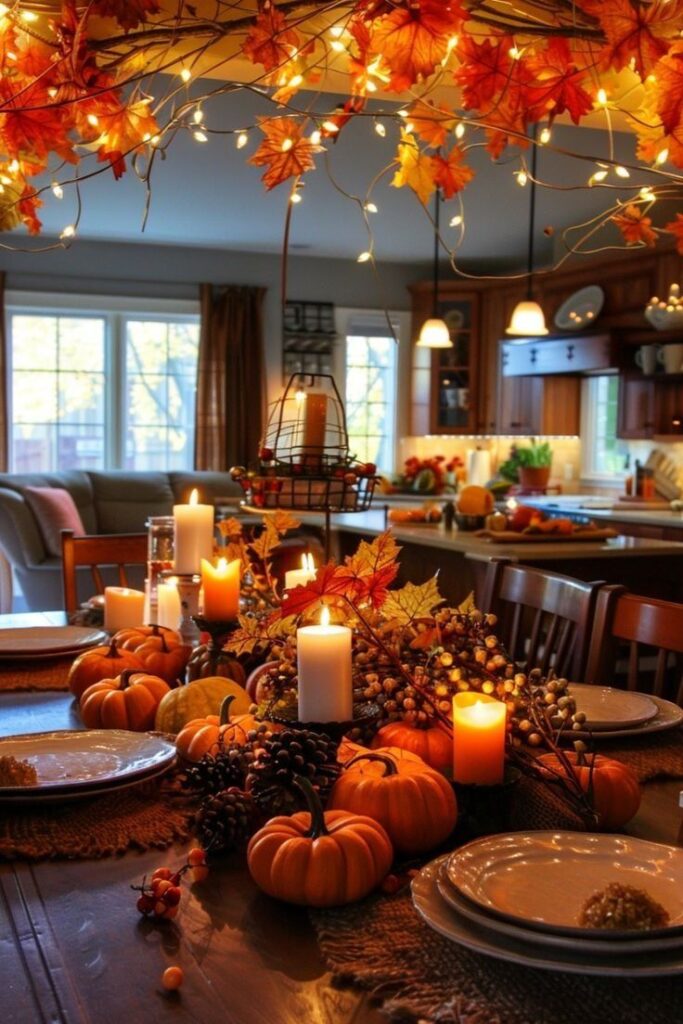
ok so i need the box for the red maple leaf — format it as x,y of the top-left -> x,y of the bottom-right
242,8 -> 303,75
526,38 -> 594,125
18,184 -> 42,235
409,100 -> 456,148
369,0 -> 465,91
354,563 -> 398,610
665,213 -> 683,253
612,203 -> 657,246
432,146 -> 475,198
249,117 -> 322,189
0,82 -> 76,168
91,1 -> 161,32
95,99 -> 159,179
579,0 -> 683,78
280,563 -> 354,617
654,43 -> 683,142
453,34 -> 514,110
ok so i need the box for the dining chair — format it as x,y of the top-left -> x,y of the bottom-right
61,530 -> 148,614
479,558 -> 605,681
585,585 -> 683,706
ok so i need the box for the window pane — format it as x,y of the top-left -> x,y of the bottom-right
10,313 -> 106,472
345,330 -> 397,473
124,319 -> 199,471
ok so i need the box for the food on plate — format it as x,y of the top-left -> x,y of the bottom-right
388,505 -> 442,524
579,883 -> 670,931
0,755 -> 37,786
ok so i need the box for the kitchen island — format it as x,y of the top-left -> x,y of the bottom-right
327,510 -> 683,604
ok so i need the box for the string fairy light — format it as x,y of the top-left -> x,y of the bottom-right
357,250 -> 372,263
236,131 -> 248,148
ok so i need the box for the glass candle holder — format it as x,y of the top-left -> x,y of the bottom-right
146,515 -> 175,622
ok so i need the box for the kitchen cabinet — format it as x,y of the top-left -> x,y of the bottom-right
500,335 -> 614,376
617,376 -> 655,439
498,373 -> 580,435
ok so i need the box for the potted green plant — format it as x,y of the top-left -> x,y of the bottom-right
499,440 -> 553,491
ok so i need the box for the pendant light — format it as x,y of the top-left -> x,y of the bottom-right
417,187 -> 453,348
506,126 -> 548,337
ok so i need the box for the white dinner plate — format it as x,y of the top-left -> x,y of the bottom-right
0,763 -> 172,803
566,683 -> 658,731
446,832 -> 683,938
0,730 -> 176,798
412,854 -> 683,976
0,627 -> 108,660
436,865 -> 683,955
562,692 -> 683,741
554,286 -> 604,331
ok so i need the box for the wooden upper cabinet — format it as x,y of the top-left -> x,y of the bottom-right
498,367 -> 581,436
501,334 -> 614,376
617,376 -> 655,439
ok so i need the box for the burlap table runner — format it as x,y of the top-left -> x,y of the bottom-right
0,774 -> 193,861
0,657 -> 72,691
311,888 -> 683,1024
596,728 -> 683,782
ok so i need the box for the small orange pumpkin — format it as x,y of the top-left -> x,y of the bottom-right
247,777 -> 393,907
80,670 -> 170,731
329,747 -> 457,855
68,640 -> 143,701
113,624 -> 180,647
117,625 -> 189,686
175,694 -> 261,761
371,721 -> 452,775
538,751 -> 641,830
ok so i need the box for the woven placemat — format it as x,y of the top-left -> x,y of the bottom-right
0,774 -> 193,861
0,657 -> 72,691
597,728 -> 683,782
311,889 -> 683,1024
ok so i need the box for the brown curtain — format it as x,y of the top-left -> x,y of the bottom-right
0,271 -> 8,472
194,283 -> 266,470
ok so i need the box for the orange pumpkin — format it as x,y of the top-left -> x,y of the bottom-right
329,747 -> 457,855
68,640 -> 143,701
371,721 -> 452,775
118,626 -> 189,686
80,670 -> 170,731
247,777 -> 393,906
175,694 -> 261,761
538,751 -> 641,830
113,624 -> 181,647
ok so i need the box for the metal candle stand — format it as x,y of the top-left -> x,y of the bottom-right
452,765 -> 521,841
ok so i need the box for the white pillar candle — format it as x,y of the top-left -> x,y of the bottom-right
284,552 -> 316,591
104,587 -> 145,632
157,580 -> 181,631
173,488 -> 215,574
297,606 -> 353,722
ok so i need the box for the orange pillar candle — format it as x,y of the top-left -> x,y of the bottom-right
301,391 -> 327,467
201,557 -> 240,621
452,692 -> 506,785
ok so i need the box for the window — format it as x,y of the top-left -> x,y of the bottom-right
7,295 -> 199,473
340,314 -> 400,472
581,375 -> 626,478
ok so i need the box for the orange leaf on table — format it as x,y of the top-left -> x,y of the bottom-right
369,0 -> 465,92
95,99 -> 159,179
612,203 -> 657,246
242,9 -> 304,76
526,38 -> 594,125
249,117 -> 322,190
578,0 -> 683,78
665,213 -> 683,254
408,100 -> 456,148
432,146 -> 474,198
391,130 -> 436,205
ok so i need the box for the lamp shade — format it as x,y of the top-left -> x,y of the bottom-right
505,300 -> 549,337
417,317 -> 453,348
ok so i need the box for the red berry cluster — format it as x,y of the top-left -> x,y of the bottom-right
133,848 -> 209,922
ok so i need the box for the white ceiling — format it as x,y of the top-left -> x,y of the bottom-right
17,82 -> 660,267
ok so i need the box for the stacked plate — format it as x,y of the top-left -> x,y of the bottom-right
0,730 -> 176,803
563,683 -> 683,740
0,626 -> 109,661
412,831 -> 683,976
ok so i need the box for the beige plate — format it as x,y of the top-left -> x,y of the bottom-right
447,832 -> 683,939
562,692 -> 683,742
0,730 -> 176,796
565,683 -> 658,731
0,627 -> 108,659
413,855 -> 683,976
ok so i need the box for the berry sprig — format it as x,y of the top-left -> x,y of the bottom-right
132,847 -> 209,922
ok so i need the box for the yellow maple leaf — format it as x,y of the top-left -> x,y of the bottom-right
382,577 -> 445,626
391,130 -> 436,205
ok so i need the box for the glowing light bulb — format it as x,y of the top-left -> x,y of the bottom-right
290,192 -> 302,204
289,74 -> 303,87
404,121 -> 414,133
180,68 -> 192,83
329,26 -> 344,38
398,109 -> 409,118
51,182 -> 63,199
365,80 -> 377,92
322,120 -> 339,133
455,122 -> 465,139
193,108 -> 204,124
509,46 -> 521,60
193,130 -> 208,143
47,87 -> 58,99
87,114 -> 99,127
515,169 -> 528,186
60,225 -> 76,239
656,148 -> 669,165
281,137 -> 294,152
236,131 -> 248,148
20,10 -> 38,21
365,201 -> 378,213
589,169 -> 608,185
450,214 -> 463,227
596,88 -> 608,106
640,187 -> 656,202
374,122 -> 386,137
539,127 -> 551,145
614,165 -> 630,178
357,251 -> 372,263
310,129 -> 321,145
330,40 -> 345,52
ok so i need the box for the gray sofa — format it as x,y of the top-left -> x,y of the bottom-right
0,470 -> 242,612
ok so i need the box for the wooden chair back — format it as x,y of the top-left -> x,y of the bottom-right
585,585 -> 683,706
61,530 -> 148,614
479,558 -> 604,680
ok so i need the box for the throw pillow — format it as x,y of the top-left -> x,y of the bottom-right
23,486 -> 86,558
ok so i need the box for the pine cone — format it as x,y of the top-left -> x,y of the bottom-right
181,744 -> 248,798
194,787 -> 257,854
246,728 -> 340,816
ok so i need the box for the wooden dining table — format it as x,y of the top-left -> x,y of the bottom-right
1,613 -> 682,1024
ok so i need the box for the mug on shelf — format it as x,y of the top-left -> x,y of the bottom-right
658,344 -> 683,374
635,344 -> 659,375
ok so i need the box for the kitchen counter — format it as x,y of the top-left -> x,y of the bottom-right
523,497 -> 683,531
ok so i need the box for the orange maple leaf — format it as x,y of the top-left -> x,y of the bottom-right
369,0 -> 465,91
612,203 -> 657,246
432,146 -> 475,199
242,8 -> 303,77
249,117 -> 322,190
391,129 -> 436,205
526,38 -> 594,125
453,34 -> 514,110
409,100 -> 456,148
665,213 -> 683,254
579,0 -> 683,78
95,99 -> 159,179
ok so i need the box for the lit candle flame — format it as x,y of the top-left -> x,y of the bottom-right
217,557 -> 227,571
301,552 -> 315,572
320,605 -> 330,627
189,488 -> 198,505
